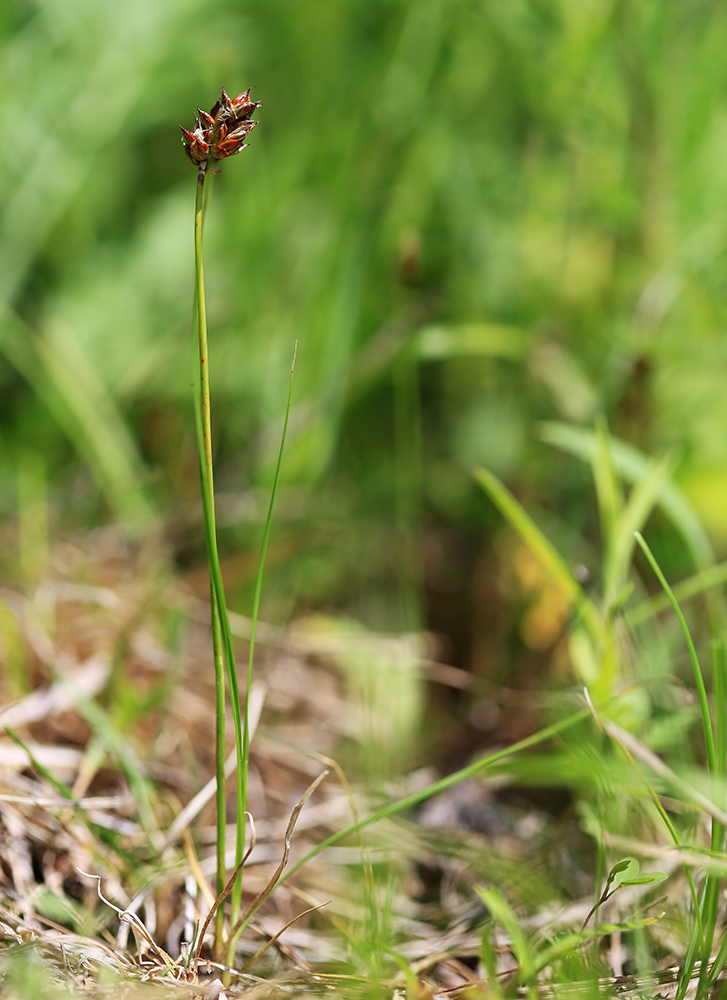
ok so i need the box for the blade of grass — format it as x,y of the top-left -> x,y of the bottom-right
228,341 -> 297,950
4,726 -> 73,801
704,640 -> 727,993
604,452 -> 675,615
193,391 -> 242,892
633,533 -> 716,775
279,705 -> 593,886
626,560 -> 727,628
539,423 -> 715,571
473,466 -> 603,643
384,947 -> 421,1000
476,885 -> 536,996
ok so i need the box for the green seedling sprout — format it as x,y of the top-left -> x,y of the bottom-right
580,858 -> 667,932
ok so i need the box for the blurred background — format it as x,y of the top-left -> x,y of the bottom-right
2,0 -> 727,739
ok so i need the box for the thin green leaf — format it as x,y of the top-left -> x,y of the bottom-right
604,452 -> 675,613
620,873 -> 668,886
476,886 -> 535,983
539,422 -> 714,570
473,466 -> 602,642
634,532 -> 716,777
606,858 -> 639,894
279,706 -> 592,886
229,341 -> 296,945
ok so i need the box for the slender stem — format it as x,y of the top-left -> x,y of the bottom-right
227,342 -> 297,958
634,533 -> 716,774
194,171 -> 227,950
195,177 -> 214,496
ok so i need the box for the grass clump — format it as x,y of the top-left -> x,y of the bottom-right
4,24 -> 727,998
3,437 -> 727,997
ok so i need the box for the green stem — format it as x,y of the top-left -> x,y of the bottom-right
634,533 -> 716,775
193,168 -> 249,961
227,342 -> 297,956
194,171 -> 227,950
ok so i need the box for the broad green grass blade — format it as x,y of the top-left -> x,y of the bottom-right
476,885 -> 535,985
626,559 -> 727,627
279,705 -> 592,885
229,342 -> 297,943
603,452 -> 675,613
473,466 -> 602,642
592,417 -> 622,567
634,533 -> 716,776
539,423 -> 715,571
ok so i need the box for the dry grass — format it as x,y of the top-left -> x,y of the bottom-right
1,526 -> 716,998
0,525 -> 490,997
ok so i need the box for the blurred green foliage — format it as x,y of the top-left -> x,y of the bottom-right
3,0 -> 727,661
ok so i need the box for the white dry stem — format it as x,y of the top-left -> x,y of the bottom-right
77,869 -> 194,982
225,770 -> 329,947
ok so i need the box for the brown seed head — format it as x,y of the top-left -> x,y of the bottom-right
180,88 -> 260,175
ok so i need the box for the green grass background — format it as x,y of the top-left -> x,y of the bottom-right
3,0 -> 727,655
7,3 -> 727,991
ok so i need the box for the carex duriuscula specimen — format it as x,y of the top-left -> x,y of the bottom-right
182,87 -> 259,953
181,87 -> 260,177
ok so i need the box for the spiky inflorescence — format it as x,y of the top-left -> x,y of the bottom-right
180,88 -> 260,175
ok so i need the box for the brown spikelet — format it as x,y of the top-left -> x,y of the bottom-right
180,87 -> 260,175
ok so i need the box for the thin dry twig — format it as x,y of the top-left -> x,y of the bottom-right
192,812 -> 257,969
225,770 -> 329,948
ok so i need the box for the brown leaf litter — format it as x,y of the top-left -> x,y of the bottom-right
0,526 -> 709,998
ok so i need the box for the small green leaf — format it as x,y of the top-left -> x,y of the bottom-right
620,872 -> 668,886
598,914 -> 664,931
605,858 -> 639,894
476,885 -> 535,982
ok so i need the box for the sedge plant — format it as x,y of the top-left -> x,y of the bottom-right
180,88 -> 295,955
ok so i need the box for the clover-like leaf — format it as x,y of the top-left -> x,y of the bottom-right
619,872 -> 668,887
605,858 -> 639,895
